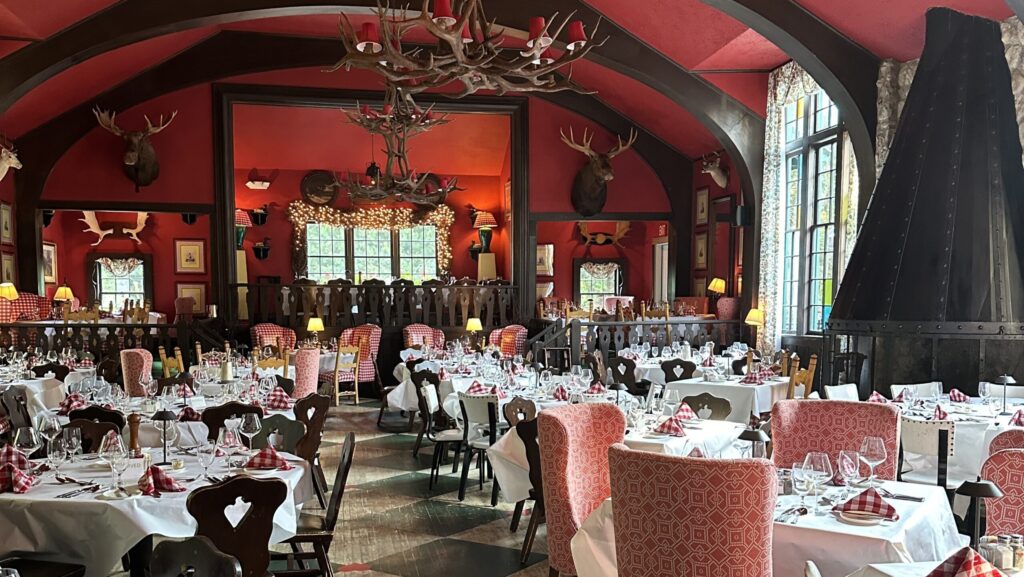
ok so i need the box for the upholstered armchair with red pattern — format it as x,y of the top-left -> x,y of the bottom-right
120,348 -> 153,397
487,324 -> 527,357
250,323 -> 297,351
402,323 -> 445,349
608,444 -> 777,577
981,449 -> 1024,535
539,404 -> 625,577
335,324 -> 381,385
0,293 -> 51,323
292,347 -> 320,399
989,430 -> 1024,455
771,399 -> 901,479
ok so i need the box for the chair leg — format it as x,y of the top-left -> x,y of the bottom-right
491,476 -> 500,507
458,446 -> 474,501
510,500 -> 525,532
290,542 -> 307,571
451,443 -> 461,474
429,442 -> 442,489
412,421 -> 426,458
522,502 -> 544,565
315,542 -> 333,577
478,451 -> 485,490
548,568 -> 558,577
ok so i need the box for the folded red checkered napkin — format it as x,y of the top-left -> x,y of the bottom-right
0,463 -> 35,493
244,447 -> 293,470
893,389 -> 906,402
586,383 -> 606,394
925,547 -> 1001,577
867,391 -> 888,404
832,487 -> 899,520
1010,409 -> 1024,427
177,384 -> 194,398
0,444 -> 30,469
701,355 -> 715,367
57,392 -> 88,416
465,381 -> 490,395
137,465 -> 186,495
265,386 -> 292,410
934,404 -> 949,420
439,368 -> 450,381
687,447 -> 704,458
77,358 -> 94,368
653,416 -> 687,437
178,406 -> 201,422
948,388 -> 969,403
757,365 -> 777,380
672,402 -> 697,421
552,385 -> 569,401
494,386 -> 507,400
0,417 -> 10,436
739,370 -> 764,385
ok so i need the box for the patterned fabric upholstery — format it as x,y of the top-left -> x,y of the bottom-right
119,348 -> 153,397
488,324 -> 527,357
339,324 -> 381,383
990,430 -> 1024,455
0,293 -> 47,323
250,323 -> 297,350
173,297 -> 195,322
292,348 -> 319,399
981,449 -> 1024,535
771,399 -> 900,479
608,444 -> 777,577
403,323 -> 445,348
539,404 -> 625,576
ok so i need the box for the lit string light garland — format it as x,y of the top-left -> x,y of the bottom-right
287,200 -> 455,276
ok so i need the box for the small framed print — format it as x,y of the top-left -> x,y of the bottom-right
175,239 -> 206,274
176,283 -> 206,313
693,275 -> 707,297
694,232 -> 708,270
0,203 -> 12,245
1,252 -> 14,284
536,281 -> 554,298
695,187 -> 709,226
536,244 -> 554,277
42,242 -> 57,284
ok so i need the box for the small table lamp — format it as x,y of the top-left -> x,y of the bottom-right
54,285 -> 74,303
745,308 -> 764,347
739,427 -> 770,459
234,209 -> 253,250
0,282 -> 18,301
995,374 -> 1016,416
151,408 -> 177,466
466,317 -> 483,350
472,211 -> 498,253
306,317 -> 325,344
956,478 -> 1003,547
707,277 -> 726,296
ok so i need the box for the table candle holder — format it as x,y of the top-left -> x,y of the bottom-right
152,409 -> 177,466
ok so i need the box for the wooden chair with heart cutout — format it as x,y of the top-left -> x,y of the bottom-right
294,393 -> 331,508
660,359 -> 696,383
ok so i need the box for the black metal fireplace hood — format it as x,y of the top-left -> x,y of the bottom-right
829,8 -> 1024,337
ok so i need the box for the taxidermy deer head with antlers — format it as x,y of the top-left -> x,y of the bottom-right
701,151 -> 730,189
0,144 -> 21,184
560,126 -> 637,217
93,106 -> 177,192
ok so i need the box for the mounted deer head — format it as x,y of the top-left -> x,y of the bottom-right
560,126 -> 637,217
93,106 -> 177,192
701,151 -> 730,189
0,144 -> 21,184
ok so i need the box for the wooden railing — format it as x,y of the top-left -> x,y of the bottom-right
228,283 -> 519,331
0,321 -> 192,366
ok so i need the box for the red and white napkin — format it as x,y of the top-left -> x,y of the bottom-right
57,392 -> 88,415
0,444 -> 30,469
552,385 -> 569,401
867,391 -> 888,404
832,488 -> 899,520
701,355 -> 715,368
177,384 -> 195,398
178,406 -> 201,422
265,386 -> 292,410
925,547 -> 1001,577
757,364 -> 777,380
0,463 -> 35,493
653,403 -> 697,437
244,447 -> 293,470
465,381 -> 493,395
948,388 -> 969,403
586,383 -> 607,394
892,389 -> 906,403
1010,409 -> 1024,427
934,405 -> 949,420
137,465 -> 187,495
687,446 -> 705,458
739,371 -> 764,385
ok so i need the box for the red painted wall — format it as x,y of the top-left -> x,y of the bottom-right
692,152 -> 743,297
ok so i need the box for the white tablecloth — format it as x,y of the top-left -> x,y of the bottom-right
4,377 -> 66,420
663,377 -> 790,423
571,480 -> 965,577
0,452 -> 312,577
847,561 -> 1022,577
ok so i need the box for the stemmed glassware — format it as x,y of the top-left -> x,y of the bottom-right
62,427 -> 82,464
99,433 -> 127,492
836,450 -> 860,499
978,382 -> 993,412
13,427 -> 42,466
239,413 -> 262,456
803,452 -> 833,515
47,437 -> 68,479
37,415 -> 62,475
196,440 -> 218,481
580,368 -> 594,387
218,426 -> 244,472
791,463 -> 814,509
859,437 -> 887,488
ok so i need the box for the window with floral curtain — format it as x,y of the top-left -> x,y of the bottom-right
576,260 -> 622,307
91,256 -> 149,311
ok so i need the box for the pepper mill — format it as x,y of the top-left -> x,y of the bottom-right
127,413 -> 142,458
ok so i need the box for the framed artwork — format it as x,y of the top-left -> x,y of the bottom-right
42,242 -> 57,284
176,283 -> 206,313
0,203 -> 12,245
694,232 -> 708,270
695,187 -> 709,226
536,281 -> 554,298
1,252 -> 14,284
175,239 -> 206,274
504,178 -> 512,223
536,244 -> 554,276
693,276 -> 707,297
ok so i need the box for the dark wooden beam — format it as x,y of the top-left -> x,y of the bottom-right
38,200 -> 213,213
529,212 -> 674,222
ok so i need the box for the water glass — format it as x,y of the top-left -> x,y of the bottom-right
859,437 -> 887,488
47,437 -> 68,477
791,464 -> 814,508
196,441 -> 218,480
803,452 -> 833,515
837,450 -> 860,499
62,427 -> 82,463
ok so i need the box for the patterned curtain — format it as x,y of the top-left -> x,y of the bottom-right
875,58 -> 919,176
97,257 -> 143,277
1002,18 -> 1024,165
581,261 -> 619,279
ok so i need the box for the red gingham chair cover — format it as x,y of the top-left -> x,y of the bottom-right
771,399 -> 901,480
981,449 -> 1024,535
989,429 -> 1024,455
0,293 -> 45,322
119,348 -> 153,397
292,348 -> 320,399
338,324 -> 380,382
432,328 -> 445,348
539,404 -> 625,576
403,323 -> 443,348
608,444 -> 776,577
488,324 -> 526,356
250,323 -> 297,350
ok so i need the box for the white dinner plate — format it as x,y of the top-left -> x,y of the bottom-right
833,511 -> 883,526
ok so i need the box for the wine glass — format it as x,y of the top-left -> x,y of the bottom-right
791,463 -> 814,509
570,365 -> 582,380
62,427 -> 82,464
47,437 -> 68,479
218,426 -> 243,472
99,433 -> 127,490
978,382 -> 992,412
859,437 -> 887,488
580,368 -> 594,386
802,452 -> 833,515
37,414 -> 62,444
239,413 -> 262,455
837,450 -> 860,499
196,441 -> 217,481
108,450 -> 130,496
13,427 -> 42,466
45,349 -> 58,364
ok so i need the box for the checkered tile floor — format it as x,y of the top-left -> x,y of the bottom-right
303,401 -> 550,577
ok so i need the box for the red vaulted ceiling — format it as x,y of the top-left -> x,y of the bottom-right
0,0 -> 1014,157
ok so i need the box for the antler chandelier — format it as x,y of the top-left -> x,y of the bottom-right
336,84 -> 463,207
330,0 -> 605,96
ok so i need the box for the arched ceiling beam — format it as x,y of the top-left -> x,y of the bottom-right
700,0 -> 880,206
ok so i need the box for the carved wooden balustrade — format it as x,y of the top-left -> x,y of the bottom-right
0,321 -> 188,365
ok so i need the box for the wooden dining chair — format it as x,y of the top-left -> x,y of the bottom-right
249,414 -> 306,452
158,345 -> 185,378
151,535 -> 241,577
68,405 -> 126,430
323,342 -> 361,406
31,362 -> 71,382
410,369 -> 442,458
681,392 -> 732,420
582,351 -> 606,385
609,356 -> 646,396
272,432 -> 356,577
415,379 -> 463,489
256,347 -> 291,379
275,375 -> 296,396
201,401 -> 265,441
187,476 -> 287,577
0,558 -> 86,577
504,397 -> 538,534
294,393 -> 331,508
457,392 -> 503,505
157,371 -> 194,396
95,356 -> 122,387
1,386 -> 33,431
65,419 -> 119,453
660,358 -> 696,382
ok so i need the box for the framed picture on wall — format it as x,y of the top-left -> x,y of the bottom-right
42,242 -> 57,284
174,239 -> 206,274
1,252 -> 14,284
0,203 -> 12,245
694,232 -> 708,270
176,283 -> 206,313
695,187 -> 709,226
504,178 -> 512,223
536,281 -> 554,298
536,244 -> 554,276
693,275 -> 707,297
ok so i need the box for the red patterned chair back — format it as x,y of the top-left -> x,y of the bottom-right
339,324 -> 380,382
488,324 -> 527,357
292,347 -> 320,399
538,403 -> 625,576
174,297 -> 196,323
403,323 -> 444,348
981,449 -> 1024,535
771,399 -> 900,479
250,323 -> 297,351
608,444 -> 777,577
119,348 -> 153,397
0,293 -> 46,323
989,430 -> 1024,455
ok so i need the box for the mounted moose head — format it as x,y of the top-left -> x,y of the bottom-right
560,126 -> 638,217
701,151 -> 730,189
93,106 -> 177,192
0,144 -> 21,184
